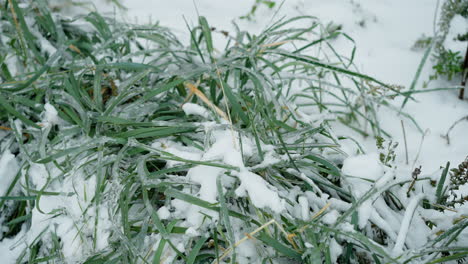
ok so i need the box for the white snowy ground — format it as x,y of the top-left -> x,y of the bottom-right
88,0 -> 468,176
1,0 -> 467,262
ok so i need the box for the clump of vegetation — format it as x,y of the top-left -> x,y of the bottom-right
436,0 -> 468,45
437,157 -> 468,208
411,35 -> 433,51
376,136 -> 398,168
428,0 -> 468,85
451,157 -> 468,187
1,0 -> 467,263
430,48 -> 464,81
448,158 -> 468,205
240,0 -> 276,20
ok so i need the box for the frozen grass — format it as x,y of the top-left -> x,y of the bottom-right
0,0 -> 467,263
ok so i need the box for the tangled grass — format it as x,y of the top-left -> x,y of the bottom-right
0,1 -> 467,263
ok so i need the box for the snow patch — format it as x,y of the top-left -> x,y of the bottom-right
43,103 -> 61,126
0,150 -> 19,197
182,103 -> 210,118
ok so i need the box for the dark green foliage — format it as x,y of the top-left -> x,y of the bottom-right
430,48 -> 464,81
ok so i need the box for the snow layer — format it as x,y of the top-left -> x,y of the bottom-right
0,150 -> 19,197
342,153 -> 385,228
43,103 -> 60,126
182,103 -> 210,118
161,128 -> 284,230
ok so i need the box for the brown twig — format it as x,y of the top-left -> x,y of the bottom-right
184,81 -> 229,121
68,44 -> 82,54
407,166 -> 422,197
460,45 -> 468,100
443,115 -> 468,145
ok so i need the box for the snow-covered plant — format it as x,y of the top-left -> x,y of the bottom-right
430,0 -> 468,85
0,0 -> 467,263
436,0 -> 468,48
439,157 -> 468,208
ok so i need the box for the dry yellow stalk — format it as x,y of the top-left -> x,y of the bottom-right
311,202 -> 331,220
215,217 -> 303,263
184,82 -> 229,121
260,40 -> 291,48
68,44 -> 82,54
297,202 -> 332,233
215,219 -> 276,263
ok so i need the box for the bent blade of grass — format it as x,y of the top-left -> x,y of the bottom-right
141,78 -> 186,101
186,235 -> 208,264
256,231 -> 302,261
142,187 -> 168,238
216,175 -> 236,263
198,16 -> 213,58
400,40 -> 434,109
271,50 -> 412,97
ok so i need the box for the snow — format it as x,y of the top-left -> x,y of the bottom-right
248,144 -> 284,170
1,162 -> 112,263
322,210 -> 340,225
235,169 -> 285,213
43,103 -> 60,126
392,193 -> 425,256
329,238 -> 343,263
0,229 -> 26,264
342,153 -> 385,184
185,227 -> 200,237
182,103 -> 210,118
154,128 -> 285,230
298,195 -> 309,220
370,209 -> 397,241
0,150 -> 19,197
341,153 -> 385,229
157,206 -> 171,220
187,164 -> 223,203
151,139 -> 202,167
236,238 -> 258,263
444,15 -> 468,52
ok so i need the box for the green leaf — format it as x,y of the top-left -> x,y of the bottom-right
199,16 -> 213,57
436,162 -> 450,204
0,93 -> 40,128
257,232 -> 302,260
186,236 -> 208,264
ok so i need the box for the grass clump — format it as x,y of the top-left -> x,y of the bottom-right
416,0 -> 468,87
0,0 -> 467,263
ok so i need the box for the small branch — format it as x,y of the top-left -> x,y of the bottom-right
407,166 -> 421,197
443,115 -> 468,145
459,45 -> 468,100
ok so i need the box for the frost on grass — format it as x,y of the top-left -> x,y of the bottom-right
0,1 -> 468,264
